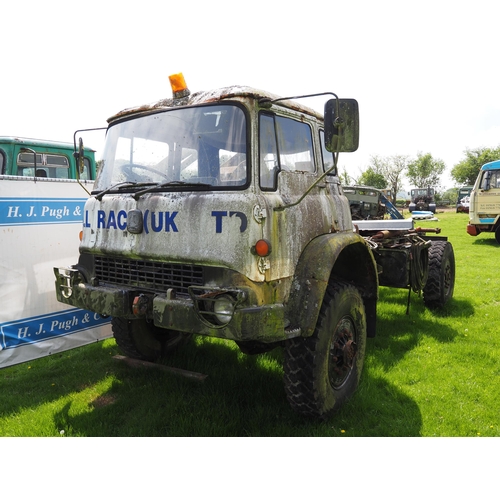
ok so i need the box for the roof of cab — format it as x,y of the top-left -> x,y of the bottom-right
107,86 -> 324,124
481,159 -> 500,171
0,136 -> 95,153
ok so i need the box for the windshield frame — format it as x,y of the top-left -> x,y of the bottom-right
94,102 -> 251,194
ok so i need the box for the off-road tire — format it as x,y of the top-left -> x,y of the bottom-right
283,281 -> 367,419
112,317 -> 192,361
423,240 -> 455,308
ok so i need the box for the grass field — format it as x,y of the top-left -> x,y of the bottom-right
1,211 -> 499,438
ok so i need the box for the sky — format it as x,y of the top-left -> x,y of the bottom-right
2,0 -> 500,191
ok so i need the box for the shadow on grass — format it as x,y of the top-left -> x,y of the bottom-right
0,340 -> 121,418
45,334 -> 422,437
373,288 -> 474,371
471,237 -> 498,247
7,284 -> 467,436
1,302 -> 429,436
379,286 -> 474,320
427,297 -> 474,319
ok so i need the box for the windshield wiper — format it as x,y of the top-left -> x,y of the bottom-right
133,180 -> 211,200
94,182 -> 157,201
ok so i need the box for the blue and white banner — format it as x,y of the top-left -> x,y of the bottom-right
0,176 -> 111,368
1,309 -> 109,350
0,197 -> 88,226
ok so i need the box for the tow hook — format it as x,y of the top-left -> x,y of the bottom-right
132,294 -> 149,316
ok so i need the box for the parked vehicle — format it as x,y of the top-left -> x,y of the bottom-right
467,160 -> 500,243
54,74 -> 455,418
456,186 -> 472,213
0,136 -> 96,180
408,187 -> 436,213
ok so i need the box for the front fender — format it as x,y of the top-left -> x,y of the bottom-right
285,231 -> 379,337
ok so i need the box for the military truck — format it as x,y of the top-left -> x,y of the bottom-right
408,187 -> 436,213
54,74 -> 455,418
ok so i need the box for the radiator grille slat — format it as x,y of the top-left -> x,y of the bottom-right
94,257 -> 203,296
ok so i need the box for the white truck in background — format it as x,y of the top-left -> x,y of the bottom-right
467,160 -> 500,244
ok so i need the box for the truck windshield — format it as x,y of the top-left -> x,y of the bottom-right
95,104 -> 248,192
412,189 -> 434,196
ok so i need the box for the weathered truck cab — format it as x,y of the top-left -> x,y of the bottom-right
55,74 -> 454,418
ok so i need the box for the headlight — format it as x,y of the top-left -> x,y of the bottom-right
213,295 -> 235,324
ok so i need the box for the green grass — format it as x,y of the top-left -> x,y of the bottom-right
1,212 -> 499,437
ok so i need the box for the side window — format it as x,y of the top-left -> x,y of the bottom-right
259,114 -> 315,190
320,130 -> 336,175
259,114 -> 279,190
480,172 -> 489,190
493,172 -> 500,189
480,171 -> 500,190
17,152 -> 70,178
275,116 -> 314,173
0,150 -> 5,175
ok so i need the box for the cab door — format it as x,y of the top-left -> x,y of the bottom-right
257,112 -> 337,281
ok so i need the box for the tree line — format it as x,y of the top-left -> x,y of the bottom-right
340,146 -> 500,202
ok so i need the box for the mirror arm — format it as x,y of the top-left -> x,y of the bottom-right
73,127 -> 107,195
259,92 -> 339,107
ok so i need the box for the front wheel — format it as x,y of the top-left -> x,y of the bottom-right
495,226 -> 500,245
283,282 -> 367,419
423,241 -> 455,308
112,318 -> 192,361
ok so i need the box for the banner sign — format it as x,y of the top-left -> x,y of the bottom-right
1,309 -> 108,350
0,176 -> 111,369
0,197 -> 87,226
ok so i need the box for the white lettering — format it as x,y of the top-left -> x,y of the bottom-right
7,206 -> 21,218
50,315 -> 79,332
17,326 -> 29,338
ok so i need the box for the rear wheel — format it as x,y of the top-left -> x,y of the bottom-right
283,282 -> 367,419
423,241 -> 455,308
112,318 -> 192,361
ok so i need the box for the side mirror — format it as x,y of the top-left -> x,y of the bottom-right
324,98 -> 359,153
78,137 -> 85,174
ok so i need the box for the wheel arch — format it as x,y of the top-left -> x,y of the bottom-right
285,232 -> 379,338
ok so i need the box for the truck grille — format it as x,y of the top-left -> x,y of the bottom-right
94,256 -> 204,296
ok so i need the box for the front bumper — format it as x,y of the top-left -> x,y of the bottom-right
467,224 -> 479,236
54,266 -> 287,342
